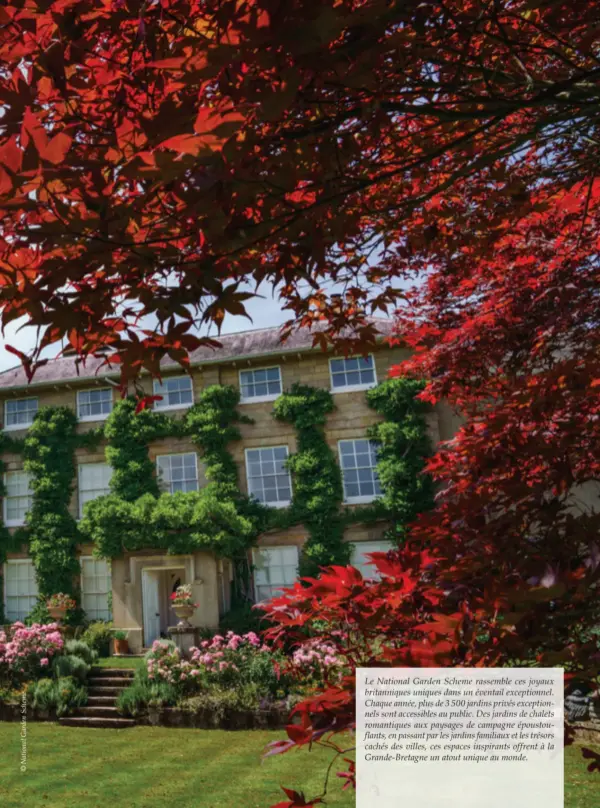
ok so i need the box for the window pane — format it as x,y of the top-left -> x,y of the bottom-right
240,367 -> 281,400
246,447 -> 291,504
329,356 -> 376,390
5,398 -> 38,427
81,557 -> 112,620
5,560 -> 38,621
339,439 -> 381,501
4,472 -> 33,524
154,377 -> 193,408
253,547 -> 298,601
77,389 -> 112,419
156,453 -> 198,494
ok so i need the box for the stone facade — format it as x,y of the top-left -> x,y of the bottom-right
0,325 -> 463,652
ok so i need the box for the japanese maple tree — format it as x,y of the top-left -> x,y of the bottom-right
1,2 -> 599,804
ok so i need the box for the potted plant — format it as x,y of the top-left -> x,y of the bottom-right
113,630 -> 129,655
46,593 -> 76,623
170,584 -> 198,627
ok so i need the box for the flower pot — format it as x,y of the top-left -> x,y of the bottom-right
113,638 -> 129,655
147,706 -> 162,726
47,605 -> 67,622
172,604 -> 194,627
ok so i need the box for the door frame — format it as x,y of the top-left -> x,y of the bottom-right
141,565 -> 186,647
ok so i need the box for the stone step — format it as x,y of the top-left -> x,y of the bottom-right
90,668 -> 135,678
88,677 -> 132,687
87,696 -> 118,706
78,706 -> 123,719
88,686 -> 126,696
59,716 -> 135,729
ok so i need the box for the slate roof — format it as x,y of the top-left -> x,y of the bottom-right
0,319 -> 395,391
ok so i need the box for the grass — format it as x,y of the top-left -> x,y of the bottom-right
92,656 -> 146,670
565,743 -> 600,808
0,723 -> 596,808
0,724 -> 354,808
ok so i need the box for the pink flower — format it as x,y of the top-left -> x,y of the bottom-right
40,658 -> 49,667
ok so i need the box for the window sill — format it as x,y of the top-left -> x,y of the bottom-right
258,500 -> 291,509
153,403 -> 193,412
78,414 -> 111,423
344,496 -> 379,505
330,383 -> 377,394
3,423 -> 32,432
240,394 -> 280,404
4,520 -> 26,527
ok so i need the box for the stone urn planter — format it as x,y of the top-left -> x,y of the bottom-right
172,604 -> 194,627
47,605 -> 67,622
147,705 -> 162,726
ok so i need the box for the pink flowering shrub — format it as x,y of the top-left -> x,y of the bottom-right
147,632 -> 291,698
291,638 -> 345,686
145,640 -> 194,688
0,622 -> 64,684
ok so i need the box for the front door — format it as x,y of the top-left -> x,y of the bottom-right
142,569 -> 161,647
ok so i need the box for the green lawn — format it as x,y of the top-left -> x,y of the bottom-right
0,723 -> 596,808
0,724 -> 354,808
92,656 -> 146,670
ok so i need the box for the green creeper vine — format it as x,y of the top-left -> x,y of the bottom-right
105,397 -> 177,501
0,376 -> 434,624
273,384 -> 348,576
80,387 -> 262,566
363,376 -> 435,544
18,407 -> 103,623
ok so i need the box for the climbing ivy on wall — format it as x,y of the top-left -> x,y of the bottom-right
273,384 -> 348,576
365,376 -> 435,543
105,397 -> 177,501
0,376 -> 434,621
80,387 -> 262,563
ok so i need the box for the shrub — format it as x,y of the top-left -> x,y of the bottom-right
55,676 -> 87,717
145,640 -> 192,688
52,654 -> 89,683
0,622 -> 64,685
81,622 -> 113,657
291,638 -> 344,687
179,683 -> 263,724
31,676 -> 87,717
116,669 -> 179,717
31,678 -> 58,712
188,631 -> 291,697
64,640 -> 97,666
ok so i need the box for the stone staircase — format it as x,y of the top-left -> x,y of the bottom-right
59,667 -> 136,728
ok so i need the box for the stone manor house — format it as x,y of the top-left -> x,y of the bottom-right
0,322 -> 461,652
